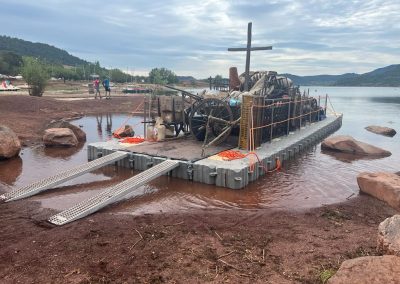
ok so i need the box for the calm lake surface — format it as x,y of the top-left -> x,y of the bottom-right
1,87 -> 399,214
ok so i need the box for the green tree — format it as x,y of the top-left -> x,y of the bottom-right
0,51 -> 23,75
149,68 -> 178,84
214,75 -> 223,86
21,57 -> 49,97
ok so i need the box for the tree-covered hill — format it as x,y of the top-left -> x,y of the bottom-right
284,65 -> 400,87
282,73 -> 358,86
333,64 -> 400,87
0,35 -> 87,66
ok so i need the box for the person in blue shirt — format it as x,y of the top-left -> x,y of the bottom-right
102,77 -> 111,99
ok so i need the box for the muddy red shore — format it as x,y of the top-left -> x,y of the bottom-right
0,95 -> 397,283
0,95 -> 144,146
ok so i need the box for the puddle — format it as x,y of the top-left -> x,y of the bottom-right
1,86 -> 399,216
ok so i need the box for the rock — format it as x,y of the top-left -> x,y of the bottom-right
328,255 -> 400,284
357,172 -> 400,210
43,128 -> 78,147
365,125 -> 396,137
0,125 -> 21,159
46,120 -> 86,142
321,135 -> 391,157
378,215 -> 400,256
113,125 -> 135,138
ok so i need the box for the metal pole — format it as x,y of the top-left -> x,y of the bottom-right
318,95 -> 321,121
309,98 -> 312,124
299,94 -> 303,129
144,96 -> 148,137
244,22 -> 252,92
325,94 -> 328,116
287,100 -> 291,135
270,104 -> 274,142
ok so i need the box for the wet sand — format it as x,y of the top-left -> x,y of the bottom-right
0,94 -> 398,283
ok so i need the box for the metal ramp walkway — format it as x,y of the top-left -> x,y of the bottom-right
48,159 -> 179,226
0,151 -> 129,202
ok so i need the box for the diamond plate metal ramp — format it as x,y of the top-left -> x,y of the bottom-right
0,151 -> 129,202
48,159 -> 179,226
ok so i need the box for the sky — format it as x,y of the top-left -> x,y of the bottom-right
0,0 -> 399,78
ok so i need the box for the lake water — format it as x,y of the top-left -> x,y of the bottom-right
1,87 -> 399,214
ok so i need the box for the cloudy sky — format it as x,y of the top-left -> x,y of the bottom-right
0,0 -> 399,78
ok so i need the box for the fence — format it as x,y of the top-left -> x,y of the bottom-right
240,94 -> 332,151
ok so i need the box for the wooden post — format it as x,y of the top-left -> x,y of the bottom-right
244,22 -> 252,91
228,22 -> 272,92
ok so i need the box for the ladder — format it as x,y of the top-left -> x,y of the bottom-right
48,159 -> 179,226
0,151 -> 129,202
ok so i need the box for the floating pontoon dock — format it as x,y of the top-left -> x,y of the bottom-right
0,114 -> 341,225
88,114 -> 342,190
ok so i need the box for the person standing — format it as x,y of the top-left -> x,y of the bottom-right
94,78 -> 101,99
102,77 -> 111,99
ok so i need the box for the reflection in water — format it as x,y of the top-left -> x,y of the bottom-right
370,97 -> 400,104
106,113 -> 112,137
0,89 -> 399,216
96,114 -> 103,140
320,149 -> 388,163
0,156 -> 23,184
96,113 -> 115,139
43,143 -> 84,158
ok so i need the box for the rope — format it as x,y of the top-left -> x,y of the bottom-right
112,99 -> 145,138
119,137 -> 146,144
217,150 -> 281,173
217,150 -> 246,160
326,95 -> 340,117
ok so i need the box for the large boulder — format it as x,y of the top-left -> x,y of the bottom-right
378,215 -> 400,256
366,125 -> 396,137
43,128 -> 78,147
357,172 -> 400,210
0,125 -> 21,159
46,120 -> 86,142
328,255 -> 400,284
321,135 -> 391,157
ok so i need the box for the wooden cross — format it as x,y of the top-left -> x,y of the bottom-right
228,22 -> 272,91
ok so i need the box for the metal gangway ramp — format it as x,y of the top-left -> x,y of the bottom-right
0,151 -> 129,202
48,159 -> 179,226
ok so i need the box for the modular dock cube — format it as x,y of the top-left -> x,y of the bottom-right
88,115 -> 342,189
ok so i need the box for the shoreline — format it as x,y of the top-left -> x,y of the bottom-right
0,93 -> 397,283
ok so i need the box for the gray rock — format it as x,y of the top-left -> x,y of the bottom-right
328,255 -> 400,284
357,172 -> 400,211
366,125 -> 396,137
0,125 -> 21,159
43,128 -> 78,147
378,215 -> 400,256
321,135 -> 391,157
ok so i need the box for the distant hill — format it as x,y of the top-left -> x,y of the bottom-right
284,65 -> 400,87
283,73 -> 358,86
0,35 -> 87,66
177,75 -> 196,82
333,65 -> 400,86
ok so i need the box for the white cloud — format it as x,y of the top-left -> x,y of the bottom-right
0,0 -> 398,77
